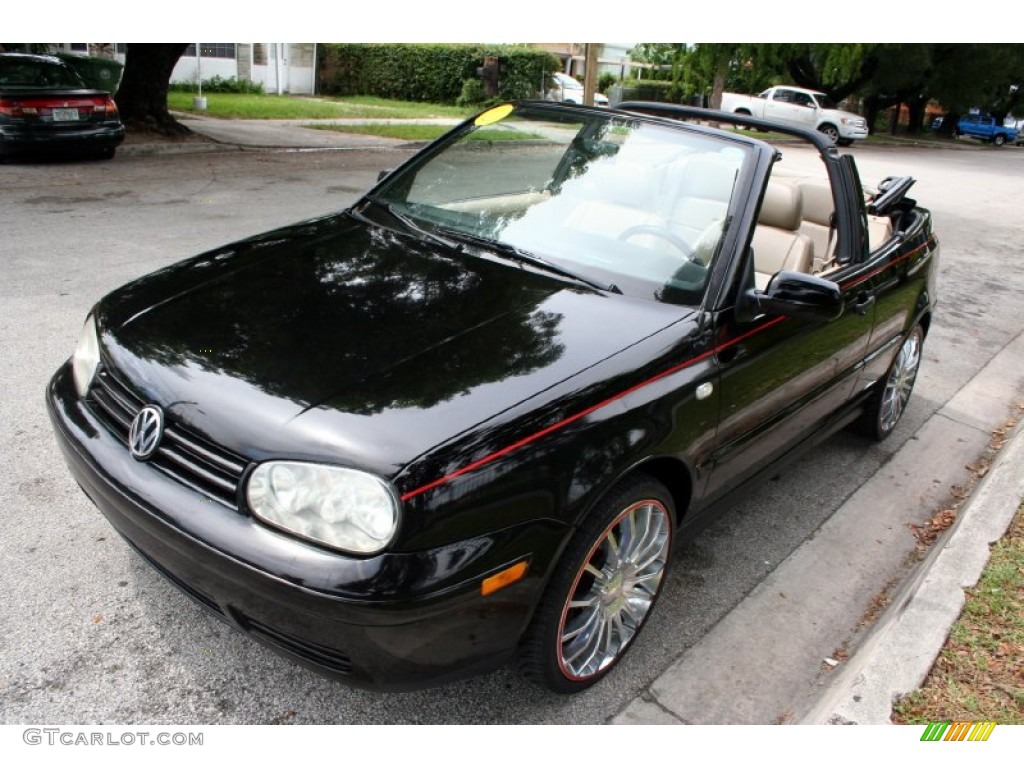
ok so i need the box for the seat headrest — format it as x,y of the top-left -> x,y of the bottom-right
795,179 -> 834,227
675,156 -> 739,201
582,160 -> 661,208
758,181 -> 803,232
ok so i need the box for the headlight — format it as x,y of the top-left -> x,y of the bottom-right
246,461 -> 400,554
72,314 -> 100,397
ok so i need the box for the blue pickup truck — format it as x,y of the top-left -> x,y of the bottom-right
956,114 -> 1019,146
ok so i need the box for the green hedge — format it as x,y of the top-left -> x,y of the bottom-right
617,79 -> 687,104
169,75 -> 265,94
317,44 -> 562,103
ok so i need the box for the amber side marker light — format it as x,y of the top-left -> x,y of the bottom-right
481,561 -> 529,596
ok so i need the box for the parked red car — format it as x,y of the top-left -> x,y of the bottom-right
0,52 -> 124,160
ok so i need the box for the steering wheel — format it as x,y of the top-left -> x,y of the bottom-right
617,224 -> 696,260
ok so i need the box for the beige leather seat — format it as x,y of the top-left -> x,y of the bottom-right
561,161 -> 666,240
795,179 -> 835,272
752,181 -> 814,290
661,156 -> 739,245
867,214 -> 894,253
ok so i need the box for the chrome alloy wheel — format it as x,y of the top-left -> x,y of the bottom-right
557,499 -> 671,680
879,328 -> 922,434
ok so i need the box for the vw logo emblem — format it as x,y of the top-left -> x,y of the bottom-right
129,405 -> 164,460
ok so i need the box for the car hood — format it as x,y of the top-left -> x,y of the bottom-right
96,212 -> 693,479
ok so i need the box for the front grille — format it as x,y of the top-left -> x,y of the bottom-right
88,366 -> 248,510
245,618 -> 354,675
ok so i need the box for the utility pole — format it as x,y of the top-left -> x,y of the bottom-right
583,43 -> 599,107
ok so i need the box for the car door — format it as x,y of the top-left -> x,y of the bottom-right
701,164 -> 876,503
789,91 -> 818,130
702,293 -> 874,502
763,89 -> 797,126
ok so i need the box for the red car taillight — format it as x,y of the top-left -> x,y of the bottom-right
0,99 -> 36,118
93,97 -> 119,116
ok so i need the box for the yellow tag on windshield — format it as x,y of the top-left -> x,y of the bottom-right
474,104 -> 514,126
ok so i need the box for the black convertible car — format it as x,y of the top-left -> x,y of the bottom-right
48,102 -> 938,693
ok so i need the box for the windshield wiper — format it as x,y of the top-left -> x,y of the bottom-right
436,228 -> 621,295
358,197 -> 464,254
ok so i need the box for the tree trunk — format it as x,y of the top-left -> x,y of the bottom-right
863,95 -> 887,136
906,96 -> 928,135
709,57 -> 727,111
116,44 -> 190,135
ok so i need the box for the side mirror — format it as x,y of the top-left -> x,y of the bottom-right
377,169 -> 392,182
741,271 -> 844,323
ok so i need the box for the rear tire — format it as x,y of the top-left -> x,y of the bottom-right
519,474 -> 674,693
735,109 -> 753,130
856,324 -> 924,441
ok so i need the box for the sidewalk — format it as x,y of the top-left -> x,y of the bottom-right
803,409 -> 1024,724
118,112 -> 983,157
119,113 -> 439,156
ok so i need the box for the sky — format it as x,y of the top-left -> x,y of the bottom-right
11,2 -> 991,45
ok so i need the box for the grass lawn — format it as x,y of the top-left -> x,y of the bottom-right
168,92 -> 474,120
892,502 -> 1024,725
306,124 -> 543,142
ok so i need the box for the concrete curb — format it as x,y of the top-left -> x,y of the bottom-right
802,411 -> 1024,724
119,141 -> 238,157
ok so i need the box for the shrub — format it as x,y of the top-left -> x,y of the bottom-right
456,78 -> 487,107
617,79 -> 686,104
598,72 -> 617,94
169,76 -> 264,94
317,44 -> 561,104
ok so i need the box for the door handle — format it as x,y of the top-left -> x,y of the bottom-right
851,293 -> 876,316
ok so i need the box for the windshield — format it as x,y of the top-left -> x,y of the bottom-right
0,57 -> 85,89
373,104 -> 752,305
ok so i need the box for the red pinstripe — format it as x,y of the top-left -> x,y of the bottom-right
400,234 -> 936,502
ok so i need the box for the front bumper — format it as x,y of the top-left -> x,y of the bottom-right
47,363 -> 561,690
838,123 -> 870,140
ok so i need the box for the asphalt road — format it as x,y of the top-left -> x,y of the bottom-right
2,142 -> 1022,725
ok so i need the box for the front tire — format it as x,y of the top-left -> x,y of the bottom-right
819,124 -> 840,143
993,134 -> 1006,147
857,324 -> 924,441
519,474 -> 674,693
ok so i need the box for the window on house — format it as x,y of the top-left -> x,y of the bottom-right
183,44 -> 236,59
253,44 -> 267,65
69,44 -> 88,52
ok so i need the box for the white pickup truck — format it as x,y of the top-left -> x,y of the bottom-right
721,86 -> 869,146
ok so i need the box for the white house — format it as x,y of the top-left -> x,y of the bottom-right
53,43 -> 318,95
171,44 -> 317,95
